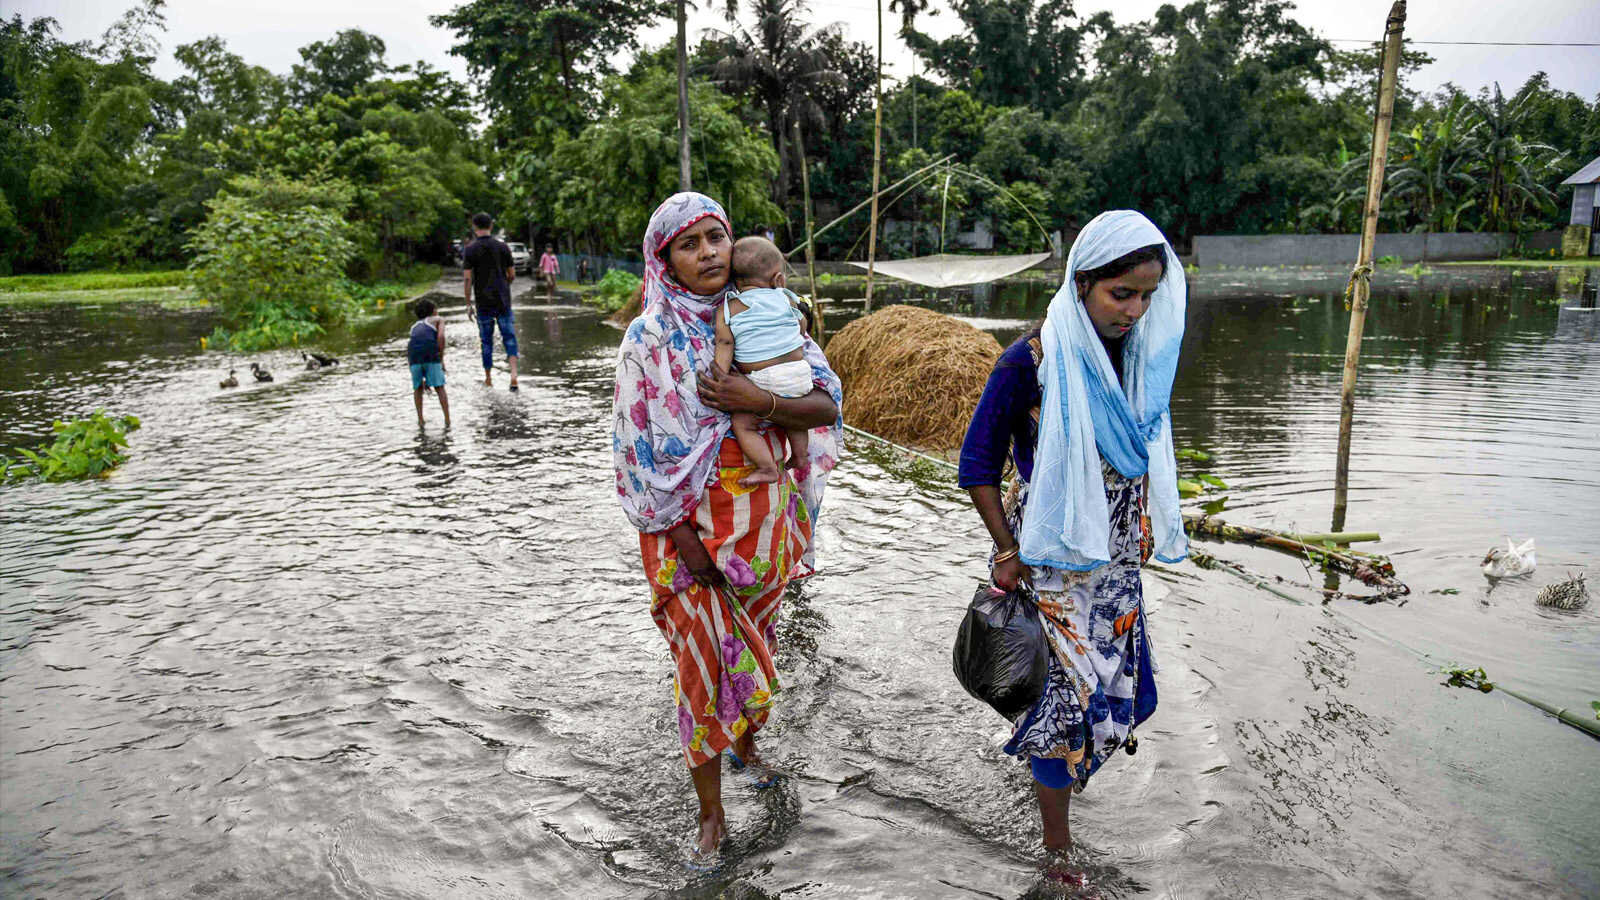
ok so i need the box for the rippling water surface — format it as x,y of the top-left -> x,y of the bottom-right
3,266 -> 1597,898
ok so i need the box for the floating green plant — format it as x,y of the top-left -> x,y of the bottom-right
2,411 -> 142,483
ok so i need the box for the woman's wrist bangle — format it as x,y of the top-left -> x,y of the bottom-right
992,545 -> 1020,564
764,390 -> 779,419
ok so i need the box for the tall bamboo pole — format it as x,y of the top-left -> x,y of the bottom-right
864,0 -> 884,313
1333,0 -> 1406,532
795,120 -> 823,346
675,0 -> 691,192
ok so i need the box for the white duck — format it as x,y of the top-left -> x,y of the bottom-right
1482,538 -> 1536,578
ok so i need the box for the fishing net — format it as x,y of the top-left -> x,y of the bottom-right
826,305 -> 1002,451
846,252 -> 1053,288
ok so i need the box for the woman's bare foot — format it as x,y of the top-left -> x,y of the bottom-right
738,466 -> 780,487
695,809 -> 726,855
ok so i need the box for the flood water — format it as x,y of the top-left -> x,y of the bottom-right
2,265 -> 1597,898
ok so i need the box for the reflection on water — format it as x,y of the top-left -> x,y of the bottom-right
2,269 -> 1597,898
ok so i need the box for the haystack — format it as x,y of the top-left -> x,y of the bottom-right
608,289 -> 642,325
826,305 -> 1002,451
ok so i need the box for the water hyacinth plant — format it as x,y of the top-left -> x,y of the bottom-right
2,411 -> 142,483
582,269 -> 644,314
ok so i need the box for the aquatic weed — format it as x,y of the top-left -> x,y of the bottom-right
582,269 -> 644,314
1,411 -> 142,483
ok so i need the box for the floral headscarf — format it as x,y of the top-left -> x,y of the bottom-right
612,192 -> 843,543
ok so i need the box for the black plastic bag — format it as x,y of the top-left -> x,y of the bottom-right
952,583 -> 1049,720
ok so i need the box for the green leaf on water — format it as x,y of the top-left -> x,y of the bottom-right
1177,479 -> 1203,497
1198,473 -> 1228,488
1201,496 -> 1228,515
1176,448 -> 1212,462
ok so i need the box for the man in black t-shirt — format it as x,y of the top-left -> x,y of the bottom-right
462,212 -> 520,390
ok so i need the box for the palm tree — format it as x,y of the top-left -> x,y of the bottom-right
707,0 -> 846,207
1387,95 -> 1482,233
1464,82 -> 1563,233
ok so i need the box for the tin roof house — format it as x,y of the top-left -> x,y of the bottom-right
1561,155 -> 1600,256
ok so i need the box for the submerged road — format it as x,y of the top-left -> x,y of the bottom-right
1,271 -> 1597,897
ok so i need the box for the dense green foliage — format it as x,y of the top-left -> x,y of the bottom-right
2,2 -> 489,276
188,176 -> 357,350
2,411 -> 142,483
546,50 -> 784,252
583,269 -> 645,313
2,0 -> 1595,275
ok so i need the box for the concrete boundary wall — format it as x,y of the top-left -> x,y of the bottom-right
1193,232 -> 1525,267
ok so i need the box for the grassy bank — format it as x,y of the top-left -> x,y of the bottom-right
0,265 -> 446,312
0,269 -> 189,293
1438,258 -> 1600,268
0,286 -> 200,308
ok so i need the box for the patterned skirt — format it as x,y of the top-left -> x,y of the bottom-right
640,433 -> 813,769
1001,463 -> 1157,790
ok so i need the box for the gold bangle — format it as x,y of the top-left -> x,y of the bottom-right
765,390 -> 779,419
992,545 -> 1020,564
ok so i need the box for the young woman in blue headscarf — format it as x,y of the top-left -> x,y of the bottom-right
957,210 -> 1188,854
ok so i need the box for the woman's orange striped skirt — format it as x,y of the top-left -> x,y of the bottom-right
640,433 -> 813,769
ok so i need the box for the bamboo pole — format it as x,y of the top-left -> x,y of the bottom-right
1495,684 -> 1600,740
795,120 -> 823,346
786,154 -> 954,260
864,0 -> 884,313
1286,531 -> 1381,544
1333,0 -> 1406,532
939,167 -> 953,254
1184,515 -> 1406,594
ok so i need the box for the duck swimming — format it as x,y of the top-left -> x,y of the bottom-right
219,369 -> 238,389
1482,538 -> 1536,578
302,351 -> 338,369
1536,573 -> 1588,610
250,362 -> 274,383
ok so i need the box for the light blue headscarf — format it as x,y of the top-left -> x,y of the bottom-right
1018,210 -> 1188,572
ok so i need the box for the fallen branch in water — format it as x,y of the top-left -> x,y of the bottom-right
1189,548 -> 1404,605
1183,514 -> 1409,598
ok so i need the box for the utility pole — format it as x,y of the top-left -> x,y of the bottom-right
1332,0 -> 1406,531
676,0 -> 692,191
864,0 -> 884,312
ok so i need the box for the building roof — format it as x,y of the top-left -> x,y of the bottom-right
1561,155 -> 1600,186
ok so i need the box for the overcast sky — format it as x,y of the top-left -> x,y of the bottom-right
17,0 -> 1600,100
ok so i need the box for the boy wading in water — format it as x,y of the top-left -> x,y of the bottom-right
714,236 -> 811,486
461,212 -> 520,391
408,298 -> 451,428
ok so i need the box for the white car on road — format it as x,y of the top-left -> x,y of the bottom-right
508,242 -> 531,275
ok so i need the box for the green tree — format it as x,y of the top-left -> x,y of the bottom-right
187,174 -> 357,350
1387,95 -> 1481,232
431,0 -> 668,142
543,56 -> 782,254
1465,81 -> 1564,233
0,8 -> 164,270
707,0 -> 849,208
290,29 -> 388,103
1073,0 -> 1334,241
905,0 -> 1086,111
